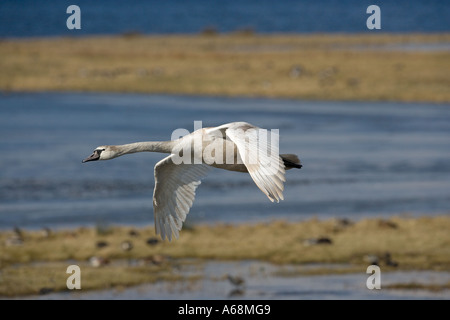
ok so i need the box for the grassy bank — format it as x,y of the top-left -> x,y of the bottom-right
1,215 -> 449,297
1,33 -> 449,102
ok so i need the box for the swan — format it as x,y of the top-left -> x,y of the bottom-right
82,122 -> 302,241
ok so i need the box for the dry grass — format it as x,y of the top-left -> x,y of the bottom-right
0,262 -> 183,297
0,33 -> 449,102
1,215 -> 449,297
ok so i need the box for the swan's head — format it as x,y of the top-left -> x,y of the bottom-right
82,146 -> 116,163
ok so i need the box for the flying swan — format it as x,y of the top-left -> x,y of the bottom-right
83,122 -> 302,241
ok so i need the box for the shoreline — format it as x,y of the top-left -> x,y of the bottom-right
2,89 -> 450,105
1,215 -> 449,297
1,33 -> 449,103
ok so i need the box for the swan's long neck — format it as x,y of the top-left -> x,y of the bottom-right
112,141 -> 174,157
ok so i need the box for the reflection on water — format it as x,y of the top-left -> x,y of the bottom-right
0,93 -> 450,229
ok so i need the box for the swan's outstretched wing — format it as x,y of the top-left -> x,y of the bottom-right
224,122 -> 286,202
153,155 -> 211,241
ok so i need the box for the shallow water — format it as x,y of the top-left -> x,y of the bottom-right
1,93 -> 450,230
16,260 -> 450,300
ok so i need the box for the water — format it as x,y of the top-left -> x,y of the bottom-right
1,92 -> 449,230
15,260 -> 450,300
0,0 -> 449,38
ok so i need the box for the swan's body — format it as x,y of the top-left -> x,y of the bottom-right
83,122 -> 302,241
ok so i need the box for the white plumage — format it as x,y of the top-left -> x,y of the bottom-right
83,122 -> 302,241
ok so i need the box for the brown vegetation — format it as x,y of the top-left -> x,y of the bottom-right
1,215 -> 449,297
1,33 -> 449,102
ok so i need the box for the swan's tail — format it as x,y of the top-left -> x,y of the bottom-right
280,154 -> 302,170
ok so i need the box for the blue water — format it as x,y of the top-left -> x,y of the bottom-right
0,0 -> 449,38
1,93 -> 450,230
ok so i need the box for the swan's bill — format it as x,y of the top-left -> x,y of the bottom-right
82,150 -> 102,163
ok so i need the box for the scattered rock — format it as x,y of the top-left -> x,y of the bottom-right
120,240 -> 133,251
303,237 -> 333,246
146,237 -> 160,246
228,288 -> 245,297
337,218 -> 353,226
89,256 -> 110,267
128,229 -> 140,237
317,237 -> 333,244
39,287 -> 54,295
364,252 -> 399,267
96,240 -> 109,249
